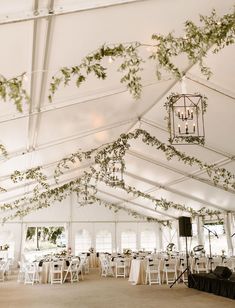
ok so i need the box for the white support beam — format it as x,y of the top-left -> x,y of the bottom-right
141,118 -> 235,160
0,1 -> 144,25
128,149 -> 235,195
29,0 -> 55,152
186,73 -> 235,101
124,171 -> 226,211
0,117 -> 137,163
97,188 -> 177,219
0,79 -> 167,125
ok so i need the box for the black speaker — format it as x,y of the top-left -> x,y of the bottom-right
178,216 -> 192,237
213,266 -> 232,279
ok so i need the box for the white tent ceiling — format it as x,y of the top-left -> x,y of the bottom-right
0,0 -> 235,222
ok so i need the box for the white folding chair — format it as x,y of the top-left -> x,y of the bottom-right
0,261 -> 7,282
100,258 -> 114,277
18,261 -> 26,283
24,262 -> 40,285
83,257 -> 89,274
115,258 -> 126,278
78,258 -> 85,280
178,258 -> 188,282
208,257 -> 222,271
224,257 -> 235,272
63,259 -> 79,283
50,260 -> 64,284
194,257 -> 208,273
162,259 -> 177,284
145,259 -> 161,285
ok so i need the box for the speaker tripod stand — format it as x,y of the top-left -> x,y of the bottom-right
170,236 -> 192,288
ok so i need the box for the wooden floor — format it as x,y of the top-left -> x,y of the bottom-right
0,269 -> 234,308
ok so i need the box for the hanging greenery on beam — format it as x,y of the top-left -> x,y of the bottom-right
0,129 -> 224,224
107,181 -> 222,220
11,167 -> 49,190
150,9 -> 235,80
0,73 -> 29,112
0,144 -> 7,158
0,163 -> 222,224
0,10 -> 233,111
0,176 -> 171,227
54,129 -> 235,192
0,144 -> 8,193
49,42 -> 143,101
48,9 -> 235,101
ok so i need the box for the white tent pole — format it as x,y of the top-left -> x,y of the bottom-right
67,194 -> 73,252
175,220 -> 181,251
136,222 -> 140,251
224,212 -> 233,256
231,213 -> 235,255
114,220 -> 117,253
197,216 -> 204,246
19,223 -> 28,263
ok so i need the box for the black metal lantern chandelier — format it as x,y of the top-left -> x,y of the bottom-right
76,179 -> 97,206
105,157 -> 124,186
166,92 -> 207,145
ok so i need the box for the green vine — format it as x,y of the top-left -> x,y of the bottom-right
170,136 -> 205,145
54,129 -> 235,192
0,176 -> 171,227
1,128 -> 231,222
0,73 -> 29,112
49,42 -> 143,101
112,181 -> 221,220
48,9 -> 235,100
0,144 -> 8,193
0,144 -> 7,158
0,10 -> 233,109
150,9 -> 235,79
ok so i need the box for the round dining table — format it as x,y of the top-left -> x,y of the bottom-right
128,259 -> 147,285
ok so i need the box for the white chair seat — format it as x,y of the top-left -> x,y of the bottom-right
145,259 -> 161,285
50,260 -> 64,284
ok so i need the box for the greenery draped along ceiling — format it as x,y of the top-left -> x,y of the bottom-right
0,6 -> 235,224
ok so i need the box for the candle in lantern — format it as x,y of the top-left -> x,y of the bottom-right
177,109 -> 180,118
178,124 -> 181,133
193,123 -> 196,133
190,110 -> 193,119
181,112 -> 184,119
187,108 -> 190,117
185,122 -> 188,134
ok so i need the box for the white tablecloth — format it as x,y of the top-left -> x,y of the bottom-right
39,261 -> 51,284
128,259 -> 147,285
89,253 -> 99,268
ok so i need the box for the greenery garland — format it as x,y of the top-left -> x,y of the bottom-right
54,129 -> 235,191
0,127 -> 227,222
150,9 -> 235,79
0,144 -> 7,158
0,144 -> 8,192
108,181 -> 221,220
0,9 -> 234,223
0,10 -> 233,111
11,167 -> 49,190
0,176 -> 171,227
0,73 -> 29,112
49,42 -> 143,101
48,9 -> 235,100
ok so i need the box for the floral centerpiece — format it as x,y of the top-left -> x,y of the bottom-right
2,244 -> 9,250
123,248 -> 132,256
89,247 -> 94,253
